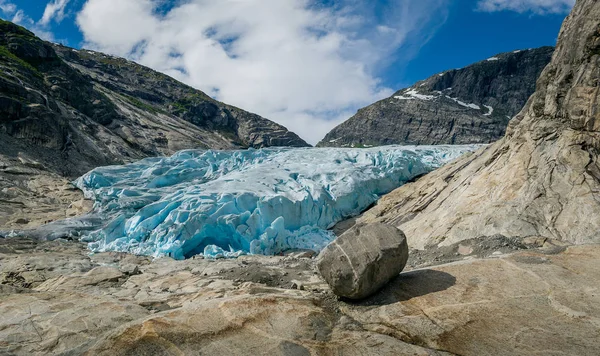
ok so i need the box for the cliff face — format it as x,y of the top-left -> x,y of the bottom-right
356,0 -> 600,249
52,45 -> 310,156
0,19 -> 308,228
318,47 -> 553,147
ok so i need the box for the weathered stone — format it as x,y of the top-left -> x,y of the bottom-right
65,199 -> 93,217
34,266 -> 124,291
341,244 -> 600,356
317,223 -> 409,300
120,263 -> 140,276
0,96 -> 24,122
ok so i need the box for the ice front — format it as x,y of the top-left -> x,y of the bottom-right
74,146 -> 478,259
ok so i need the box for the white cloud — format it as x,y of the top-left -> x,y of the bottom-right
76,0 -> 449,145
8,9 -> 56,42
476,0 -> 575,14
0,0 -> 16,15
40,0 -> 71,25
10,9 -> 24,23
0,1 -> 56,41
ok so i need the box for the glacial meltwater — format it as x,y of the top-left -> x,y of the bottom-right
50,146 -> 479,259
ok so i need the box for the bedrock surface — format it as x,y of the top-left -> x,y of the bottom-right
1,237 -> 598,355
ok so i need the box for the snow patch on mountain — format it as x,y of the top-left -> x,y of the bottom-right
483,105 -> 494,116
395,89 -> 437,101
446,96 -> 482,110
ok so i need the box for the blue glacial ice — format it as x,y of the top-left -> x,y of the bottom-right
73,146 -> 479,259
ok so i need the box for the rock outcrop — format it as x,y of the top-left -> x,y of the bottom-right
318,47 -> 553,147
317,223 -> 408,300
0,19 -> 308,229
354,0 -> 600,249
2,237 -> 599,355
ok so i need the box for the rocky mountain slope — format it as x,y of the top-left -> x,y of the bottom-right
318,47 -> 553,147
0,19 -> 308,229
354,0 -> 600,249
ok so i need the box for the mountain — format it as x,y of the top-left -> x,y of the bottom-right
318,47 -> 553,147
0,19 -> 308,228
353,0 -> 600,249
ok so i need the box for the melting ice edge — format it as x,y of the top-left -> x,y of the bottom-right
69,145 -> 479,259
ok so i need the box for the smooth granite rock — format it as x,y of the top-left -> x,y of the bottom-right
317,223 -> 409,300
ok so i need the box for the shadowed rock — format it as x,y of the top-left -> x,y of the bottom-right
317,223 -> 409,300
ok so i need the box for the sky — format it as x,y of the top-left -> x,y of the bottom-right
0,0 -> 573,145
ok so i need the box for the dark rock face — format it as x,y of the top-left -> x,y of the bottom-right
0,19 -> 308,228
317,223 -> 409,300
52,45 -> 310,152
318,47 -> 553,147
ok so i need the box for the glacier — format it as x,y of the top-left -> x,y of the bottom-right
72,146 -> 479,259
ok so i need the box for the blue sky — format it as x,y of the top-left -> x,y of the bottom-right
393,0 -> 567,87
0,0 -> 572,143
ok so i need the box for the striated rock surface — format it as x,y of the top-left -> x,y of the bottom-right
1,237 -> 599,355
318,47 -> 553,148
354,0 -> 600,249
0,19 -> 308,229
317,223 -> 408,300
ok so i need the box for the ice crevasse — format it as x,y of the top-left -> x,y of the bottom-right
74,146 -> 479,259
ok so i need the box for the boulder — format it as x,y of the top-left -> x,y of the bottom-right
317,223 -> 408,300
